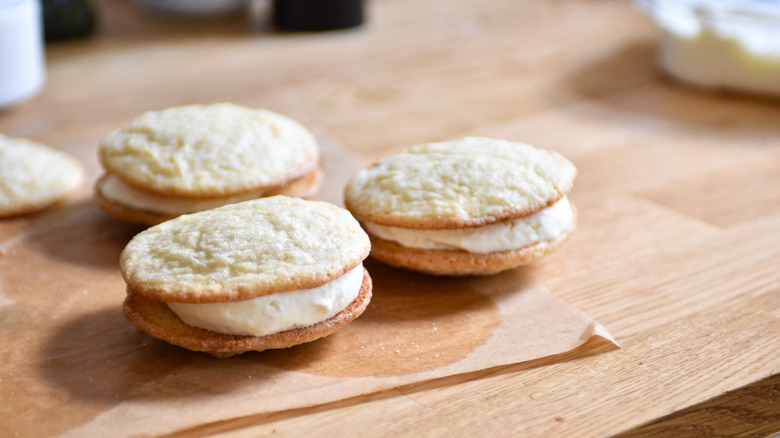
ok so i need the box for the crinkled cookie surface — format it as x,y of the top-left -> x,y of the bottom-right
99,103 -> 319,197
0,134 -> 83,217
120,196 -> 370,303
344,137 -> 577,229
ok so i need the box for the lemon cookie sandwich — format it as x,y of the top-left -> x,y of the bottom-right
1,134 -> 83,218
344,137 -> 577,276
121,196 -> 372,357
94,103 -> 322,225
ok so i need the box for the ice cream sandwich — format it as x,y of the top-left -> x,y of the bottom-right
94,103 -> 322,225
0,134 -> 83,218
344,137 -> 577,275
121,196 -> 372,357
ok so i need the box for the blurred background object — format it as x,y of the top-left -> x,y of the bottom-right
129,0 -> 365,31
637,0 -> 780,97
133,0 -> 248,16
0,0 -> 46,108
41,0 -> 95,40
273,0 -> 364,31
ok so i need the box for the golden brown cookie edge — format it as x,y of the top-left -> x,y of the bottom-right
345,189 -> 572,230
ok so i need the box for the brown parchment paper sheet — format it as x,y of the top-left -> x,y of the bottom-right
0,136 -> 618,438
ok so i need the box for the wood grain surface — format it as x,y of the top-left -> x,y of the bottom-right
1,0 -> 779,436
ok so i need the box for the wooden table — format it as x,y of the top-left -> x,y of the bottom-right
2,0 -> 779,436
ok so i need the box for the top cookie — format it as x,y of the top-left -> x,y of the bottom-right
0,134 -> 83,218
344,137 -> 577,229
99,103 -> 319,198
120,196 -> 371,304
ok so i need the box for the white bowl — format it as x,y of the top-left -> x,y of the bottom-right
638,0 -> 780,97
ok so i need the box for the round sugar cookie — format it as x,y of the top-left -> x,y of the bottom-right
344,137 -> 578,275
99,103 -> 320,198
344,137 -> 577,229
120,196 -> 371,303
0,134 -> 83,218
120,196 -> 372,357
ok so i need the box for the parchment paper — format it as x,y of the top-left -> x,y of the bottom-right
0,136 -> 618,438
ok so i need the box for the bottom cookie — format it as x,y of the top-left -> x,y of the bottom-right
367,217 -> 577,276
123,268 -> 372,358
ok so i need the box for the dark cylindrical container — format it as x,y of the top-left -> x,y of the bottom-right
273,0 -> 364,31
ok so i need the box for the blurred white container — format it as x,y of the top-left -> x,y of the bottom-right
638,0 -> 780,97
0,0 -> 46,109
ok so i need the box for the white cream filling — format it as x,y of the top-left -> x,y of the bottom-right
99,174 -> 264,215
363,197 -> 574,253
167,264 -> 364,337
